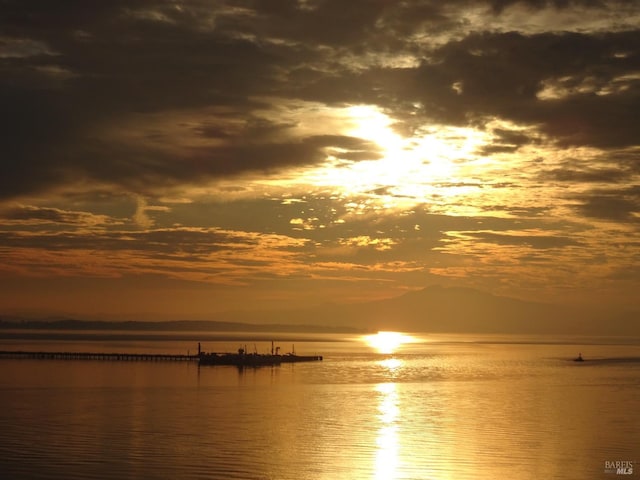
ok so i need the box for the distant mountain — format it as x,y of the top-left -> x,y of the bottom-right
242,285 -> 638,335
0,317 -> 362,334
341,285 -> 639,334
340,286 -> 572,333
2,286 -> 637,335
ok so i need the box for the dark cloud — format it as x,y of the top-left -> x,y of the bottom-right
184,135 -> 382,178
0,1 -> 289,198
409,30 -> 640,147
288,26 -> 640,150
477,127 -> 538,155
1,0 -> 639,201
488,0 -> 606,13
458,230 -> 582,249
543,167 -> 629,183
0,226 -> 301,255
1,205 -> 119,226
573,187 -> 640,222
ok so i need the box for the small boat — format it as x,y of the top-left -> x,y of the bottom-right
574,353 -> 584,362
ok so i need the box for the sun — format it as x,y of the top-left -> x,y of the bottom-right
345,105 -> 405,153
364,331 -> 416,354
300,104 -> 486,201
256,102 -> 489,212
344,105 -> 484,178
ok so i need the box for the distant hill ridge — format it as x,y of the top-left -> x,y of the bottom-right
1,286 -> 637,334
254,285 -> 638,334
347,285 -> 638,334
0,317 -> 362,334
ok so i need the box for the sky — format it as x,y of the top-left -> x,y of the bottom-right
0,0 -> 639,322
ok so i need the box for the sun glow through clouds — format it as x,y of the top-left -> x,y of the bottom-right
287,104 -> 491,211
346,105 -> 405,153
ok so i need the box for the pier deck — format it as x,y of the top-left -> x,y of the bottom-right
0,350 -> 199,362
0,350 -> 323,365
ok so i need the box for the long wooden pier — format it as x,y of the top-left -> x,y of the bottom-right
0,350 -> 199,362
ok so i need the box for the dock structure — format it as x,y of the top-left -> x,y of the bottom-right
197,342 -> 323,367
0,342 -> 323,366
198,351 -> 323,366
0,350 -> 199,362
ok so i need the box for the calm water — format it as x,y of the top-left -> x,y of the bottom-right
1,332 -> 639,480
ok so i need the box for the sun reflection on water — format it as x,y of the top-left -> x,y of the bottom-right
379,357 -> 403,371
375,383 -> 400,480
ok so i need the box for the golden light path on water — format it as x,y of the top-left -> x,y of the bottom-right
364,331 -> 424,479
375,382 -> 400,480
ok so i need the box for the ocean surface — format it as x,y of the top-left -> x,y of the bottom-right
0,331 -> 639,480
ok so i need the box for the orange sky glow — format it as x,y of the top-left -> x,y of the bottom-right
0,1 -> 639,329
